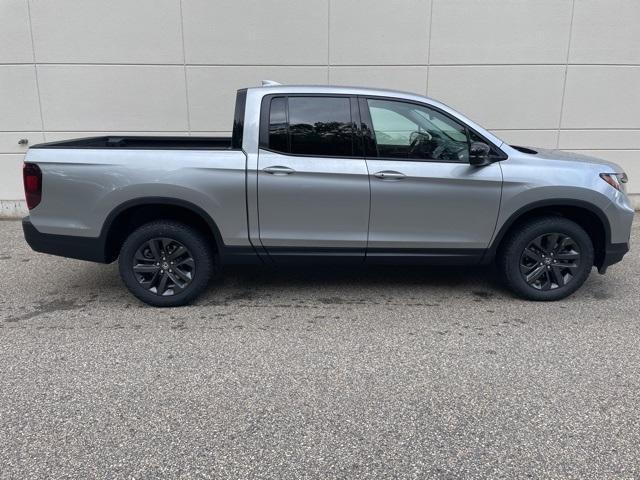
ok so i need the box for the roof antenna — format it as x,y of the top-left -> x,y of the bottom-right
261,80 -> 281,86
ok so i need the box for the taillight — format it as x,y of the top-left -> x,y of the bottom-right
23,163 -> 42,210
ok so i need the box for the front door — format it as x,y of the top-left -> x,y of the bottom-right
361,97 -> 502,261
257,95 -> 369,262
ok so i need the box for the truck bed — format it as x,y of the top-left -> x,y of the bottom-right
30,135 -> 234,150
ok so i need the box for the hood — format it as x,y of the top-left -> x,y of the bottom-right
512,146 -> 624,172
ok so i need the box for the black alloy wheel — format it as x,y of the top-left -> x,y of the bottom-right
519,233 -> 581,290
133,237 -> 195,296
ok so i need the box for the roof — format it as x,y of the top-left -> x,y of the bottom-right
252,83 -> 435,102
245,82 -> 504,147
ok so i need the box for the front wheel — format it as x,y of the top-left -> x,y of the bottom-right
499,216 -> 594,301
118,221 -> 214,307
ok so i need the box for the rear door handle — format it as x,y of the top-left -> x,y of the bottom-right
263,165 -> 295,175
373,170 -> 406,180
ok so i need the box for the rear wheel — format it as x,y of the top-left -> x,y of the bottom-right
499,216 -> 594,301
119,221 -> 213,307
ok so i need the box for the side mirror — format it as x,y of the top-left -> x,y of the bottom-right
469,141 -> 491,166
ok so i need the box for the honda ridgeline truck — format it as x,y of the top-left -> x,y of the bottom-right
22,83 -> 634,306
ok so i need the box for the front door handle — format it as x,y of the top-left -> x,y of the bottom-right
373,170 -> 406,180
263,165 -> 295,175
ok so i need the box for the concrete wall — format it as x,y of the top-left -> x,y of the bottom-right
2,0 -> 639,215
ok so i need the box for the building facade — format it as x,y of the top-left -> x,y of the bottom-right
1,0 -> 639,216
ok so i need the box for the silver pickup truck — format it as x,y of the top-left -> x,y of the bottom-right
22,83 -> 633,306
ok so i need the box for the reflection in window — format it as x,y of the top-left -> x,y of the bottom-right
367,99 -> 470,162
268,96 -> 354,156
268,97 -> 288,152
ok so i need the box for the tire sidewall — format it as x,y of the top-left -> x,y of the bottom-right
119,222 -> 213,307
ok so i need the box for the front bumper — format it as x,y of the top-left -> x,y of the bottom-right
598,242 -> 630,274
22,217 -> 109,263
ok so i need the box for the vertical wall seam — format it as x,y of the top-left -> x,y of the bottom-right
326,0 -> 331,83
557,0 -> 576,148
426,0 -> 435,95
178,0 -> 191,134
25,0 -> 46,137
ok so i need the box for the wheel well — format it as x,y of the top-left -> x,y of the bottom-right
103,203 -> 220,262
494,205 -> 608,267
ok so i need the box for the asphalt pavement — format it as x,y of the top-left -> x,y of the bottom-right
1,219 -> 639,479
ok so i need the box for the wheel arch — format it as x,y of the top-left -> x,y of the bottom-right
486,199 -> 611,268
100,197 -> 224,263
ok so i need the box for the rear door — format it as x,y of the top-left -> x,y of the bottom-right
257,95 -> 370,262
361,97 -> 502,261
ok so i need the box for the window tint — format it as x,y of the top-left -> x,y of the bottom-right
288,97 -> 353,156
268,97 -> 288,152
367,99 -> 470,162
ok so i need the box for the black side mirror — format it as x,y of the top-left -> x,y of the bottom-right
469,141 -> 491,166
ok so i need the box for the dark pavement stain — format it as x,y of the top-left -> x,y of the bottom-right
593,291 -> 613,300
317,297 -> 345,305
4,298 -> 82,323
472,291 -> 494,300
227,291 -> 255,301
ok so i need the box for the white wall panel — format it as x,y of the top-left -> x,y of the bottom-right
187,66 -> 328,131
37,65 -> 188,131
559,130 -> 640,150
0,154 -> 26,199
570,0 -> 640,65
561,66 -> 640,129
29,0 -> 184,64
329,67 -> 427,95
0,132 -> 44,153
1,0 -> 640,202
430,0 -> 572,65
329,0 -> 431,65
428,66 -> 565,129
0,66 -> 41,131
490,130 -> 559,149
183,0 -> 328,65
0,0 -> 33,63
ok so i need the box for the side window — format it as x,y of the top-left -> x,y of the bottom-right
267,96 -> 354,156
288,97 -> 353,156
367,99 -> 470,162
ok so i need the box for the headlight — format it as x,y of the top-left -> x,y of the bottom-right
600,172 -> 628,191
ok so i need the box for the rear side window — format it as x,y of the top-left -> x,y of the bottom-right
265,96 -> 354,156
268,97 -> 288,153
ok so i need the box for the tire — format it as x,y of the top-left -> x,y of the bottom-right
498,216 -> 594,301
118,221 -> 214,307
